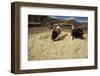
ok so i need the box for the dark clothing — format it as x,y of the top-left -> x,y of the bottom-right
77,28 -> 84,38
71,29 -> 79,38
52,30 -> 58,40
71,28 -> 84,40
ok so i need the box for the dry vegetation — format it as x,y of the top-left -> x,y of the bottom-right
28,27 -> 88,61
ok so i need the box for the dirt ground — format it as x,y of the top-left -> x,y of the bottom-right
28,27 -> 88,61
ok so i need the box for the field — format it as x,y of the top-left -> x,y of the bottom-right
28,27 -> 88,61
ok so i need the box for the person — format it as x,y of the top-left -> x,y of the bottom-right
71,25 -> 84,40
51,27 -> 58,41
71,26 -> 79,40
77,26 -> 84,39
56,25 -> 61,36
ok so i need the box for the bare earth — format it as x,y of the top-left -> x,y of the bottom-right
28,27 -> 88,61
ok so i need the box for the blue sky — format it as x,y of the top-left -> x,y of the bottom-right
49,16 -> 88,23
